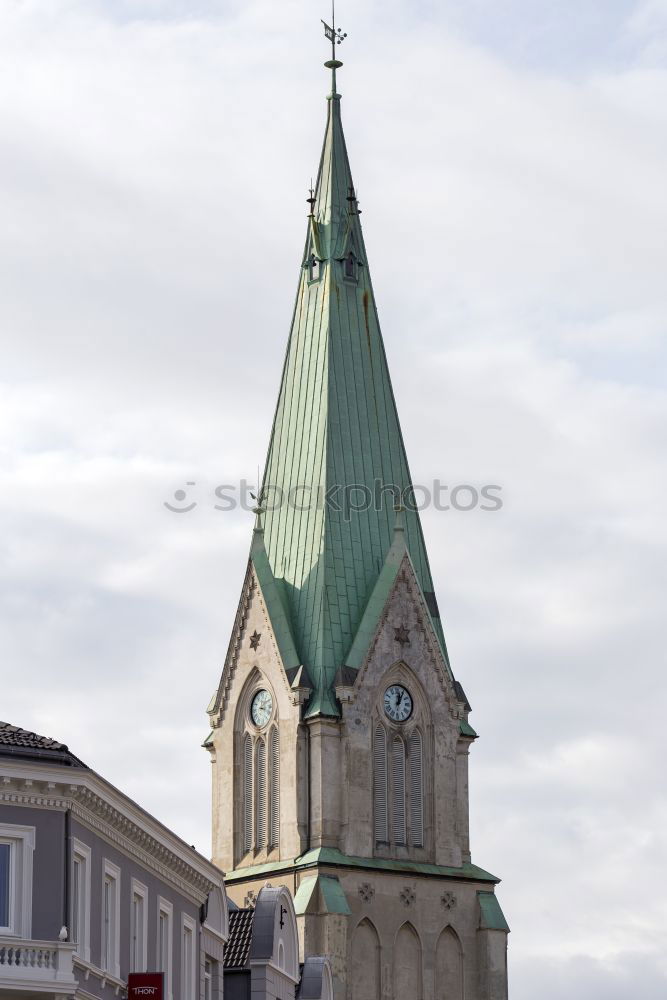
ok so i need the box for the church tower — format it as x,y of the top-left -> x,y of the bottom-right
205,20 -> 509,1000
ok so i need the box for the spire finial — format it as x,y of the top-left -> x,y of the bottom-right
321,1 -> 347,96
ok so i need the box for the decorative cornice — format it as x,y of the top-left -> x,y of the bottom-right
74,956 -> 126,998
0,768 -> 224,904
70,791 -> 213,900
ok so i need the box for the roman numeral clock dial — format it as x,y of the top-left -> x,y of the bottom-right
384,684 -> 413,722
250,689 -> 273,728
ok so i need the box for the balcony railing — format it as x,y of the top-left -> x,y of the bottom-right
0,936 -> 76,988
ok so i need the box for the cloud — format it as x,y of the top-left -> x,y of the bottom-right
1,1 -> 666,996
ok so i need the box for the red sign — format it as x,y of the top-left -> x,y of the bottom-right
127,973 -> 164,1000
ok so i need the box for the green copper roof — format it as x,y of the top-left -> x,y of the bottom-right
256,70 -> 449,717
478,891 -> 511,932
293,874 -> 351,915
224,847 -> 500,885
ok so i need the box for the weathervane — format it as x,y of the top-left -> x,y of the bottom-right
322,1 -> 347,68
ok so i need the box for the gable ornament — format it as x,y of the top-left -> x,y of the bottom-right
394,625 -> 410,646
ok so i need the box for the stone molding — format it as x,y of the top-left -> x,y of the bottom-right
0,766 -> 221,903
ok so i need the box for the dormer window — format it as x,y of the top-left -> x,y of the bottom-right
307,254 -> 320,282
344,251 -> 357,281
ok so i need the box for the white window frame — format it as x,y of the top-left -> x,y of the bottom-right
157,896 -> 174,1000
71,838 -> 91,962
204,957 -> 213,1000
181,913 -> 197,1000
130,878 -> 148,973
0,823 -> 35,938
100,859 -> 121,978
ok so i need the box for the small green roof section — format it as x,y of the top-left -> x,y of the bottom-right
256,66 -> 450,718
251,523 -> 301,670
478,891 -> 510,932
459,719 -> 478,739
294,874 -> 351,916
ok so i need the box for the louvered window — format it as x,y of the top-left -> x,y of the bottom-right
255,738 -> 267,851
373,725 -> 388,844
269,727 -> 280,849
392,737 -> 406,845
243,734 -> 253,854
344,251 -> 357,280
409,729 -> 423,847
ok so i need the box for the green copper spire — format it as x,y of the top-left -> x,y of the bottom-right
256,48 -> 450,717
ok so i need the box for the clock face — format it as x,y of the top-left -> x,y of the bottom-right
250,689 -> 273,728
384,684 -> 413,722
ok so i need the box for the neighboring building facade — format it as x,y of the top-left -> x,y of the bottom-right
205,38 -> 509,1000
224,886 -> 332,1000
0,722 -> 228,1000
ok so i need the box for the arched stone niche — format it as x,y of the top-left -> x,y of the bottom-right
350,918 -> 381,1000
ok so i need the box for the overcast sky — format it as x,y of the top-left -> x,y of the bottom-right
2,0 -> 667,996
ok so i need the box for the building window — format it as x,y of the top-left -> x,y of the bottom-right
373,725 -> 388,844
409,729 -> 424,847
101,860 -> 120,978
0,843 -> 10,930
269,726 -> 280,849
392,736 -> 407,845
243,733 -> 253,854
255,738 -> 267,851
181,915 -> 196,1000
71,839 -> 91,961
0,824 -> 35,938
130,879 -> 148,973
373,720 -> 425,851
240,682 -> 280,859
204,958 -> 213,1000
157,897 -> 173,999
307,254 -> 320,281
344,251 -> 358,280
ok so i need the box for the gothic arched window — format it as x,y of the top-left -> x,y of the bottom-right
238,680 -> 280,859
344,251 -> 357,281
372,676 -> 427,853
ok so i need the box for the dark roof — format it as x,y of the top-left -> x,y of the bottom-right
0,722 -> 87,768
224,908 -> 255,969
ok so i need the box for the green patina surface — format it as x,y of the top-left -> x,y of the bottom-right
224,847 -> 500,885
459,719 -> 478,739
477,891 -> 511,932
255,79 -> 450,718
294,874 -> 351,915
